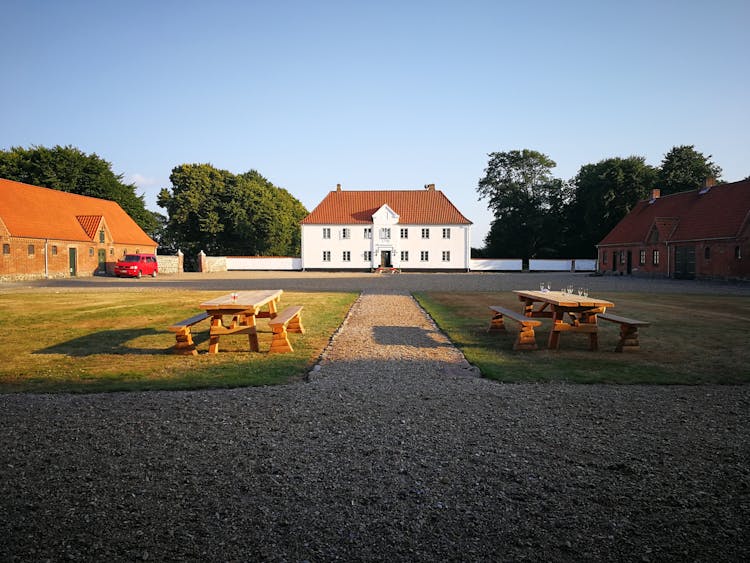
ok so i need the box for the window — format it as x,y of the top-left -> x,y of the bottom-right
619,251 -> 625,264
442,251 -> 450,261
364,228 -> 372,239
420,251 -> 429,262
323,251 -> 331,262
364,251 -> 372,261
704,246 -> 711,260
89,247 -> 94,257
421,228 -> 430,239
380,228 -> 391,240
323,228 -> 331,239
652,250 -> 660,265
639,250 -> 646,265
99,230 -> 105,243
400,251 -> 409,262
400,228 -> 408,239
28,244 -> 34,256
735,246 -> 742,260
442,228 -> 451,239
602,252 -> 607,264
341,228 -> 350,239
110,248 -> 114,256
2,243 -> 9,255
342,251 -> 351,261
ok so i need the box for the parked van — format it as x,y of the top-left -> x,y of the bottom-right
114,254 -> 158,278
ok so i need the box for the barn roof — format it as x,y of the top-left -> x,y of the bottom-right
301,188 -> 472,225
598,179 -> 750,246
0,178 -> 157,246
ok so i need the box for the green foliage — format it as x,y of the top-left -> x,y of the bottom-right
658,145 -> 722,195
158,164 -> 308,257
567,156 -> 658,255
0,144 -> 158,234
477,150 -> 572,258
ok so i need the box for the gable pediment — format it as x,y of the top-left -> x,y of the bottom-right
372,204 -> 400,225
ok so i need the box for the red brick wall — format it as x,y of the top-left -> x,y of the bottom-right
1,236 -> 156,280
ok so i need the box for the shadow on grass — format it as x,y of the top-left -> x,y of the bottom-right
33,328 -> 199,356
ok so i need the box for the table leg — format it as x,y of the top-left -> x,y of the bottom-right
208,315 -> 222,354
548,310 -> 563,349
245,314 -> 259,352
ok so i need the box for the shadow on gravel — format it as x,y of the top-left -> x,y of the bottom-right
371,326 -> 451,348
34,328 -> 173,356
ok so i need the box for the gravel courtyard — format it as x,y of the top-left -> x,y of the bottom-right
1,273 -> 749,561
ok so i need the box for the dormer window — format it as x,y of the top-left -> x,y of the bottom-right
99,230 -> 105,243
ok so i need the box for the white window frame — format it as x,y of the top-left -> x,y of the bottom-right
343,251 -> 351,262
380,227 -> 391,240
322,250 -> 331,262
420,251 -> 429,262
421,228 -> 430,239
364,250 -> 372,261
400,228 -> 408,239
364,228 -> 372,239
400,251 -> 409,262
442,228 -> 451,239
341,228 -> 350,240
442,251 -> 450,261
323,228 -> 331,239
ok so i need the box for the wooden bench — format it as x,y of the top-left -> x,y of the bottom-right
597,313 -> 650,352
268,306 -> 304,353
488,306 -> 542,351
168,311 -> 211,355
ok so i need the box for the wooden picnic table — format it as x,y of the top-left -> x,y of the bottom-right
513,290 -> 615,351
199,289 -> 283,353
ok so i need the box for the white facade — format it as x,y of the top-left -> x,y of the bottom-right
301,204 -> 471,270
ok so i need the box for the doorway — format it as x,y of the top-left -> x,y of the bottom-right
97,249 -> 106,274
380,250 -> 392,268
626,250 -> 632,274
674,246 -> 696,279
68,248 -> 77,276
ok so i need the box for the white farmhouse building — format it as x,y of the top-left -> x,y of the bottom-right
300,184 -> 472,270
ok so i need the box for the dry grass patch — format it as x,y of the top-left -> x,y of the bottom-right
415,291 -> 750,384
0,289 -> 357,393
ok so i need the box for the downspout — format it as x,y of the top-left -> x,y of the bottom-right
666,241 -> 670,278
44,238 -> 49,278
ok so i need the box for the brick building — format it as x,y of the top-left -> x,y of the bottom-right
597,179 -> 750,280
1,178 -> 157,280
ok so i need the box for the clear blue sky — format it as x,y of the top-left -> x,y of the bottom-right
3,0 -> 748,246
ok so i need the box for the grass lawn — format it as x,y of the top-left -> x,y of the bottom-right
415,291 -> 750,384
0,289 -> 357,393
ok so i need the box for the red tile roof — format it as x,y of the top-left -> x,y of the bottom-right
599,179 -> 750,245
0,178 -> 157,246
301,189 -> 472,225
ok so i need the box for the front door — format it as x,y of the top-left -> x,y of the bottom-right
674,246 -> 696,279
97,249 -> 106,274
68,248 -> 77,276
380,251 -> 392,268
626,251 -> 632,274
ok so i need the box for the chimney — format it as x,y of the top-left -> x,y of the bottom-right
424,183 -> 435,191
699,177 -> 715,195
336,183 -> 342,192
651,188 -> 660,200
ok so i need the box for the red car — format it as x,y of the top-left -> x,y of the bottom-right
114,254 -> 158,278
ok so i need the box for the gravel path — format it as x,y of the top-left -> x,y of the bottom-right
1,289 -> 749,562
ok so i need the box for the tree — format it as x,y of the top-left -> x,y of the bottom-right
658,145 -> 722,195
157,164 -> 308,257
477,150 -> 572,258
566,156 -> 658,256
0,145 -> 158,234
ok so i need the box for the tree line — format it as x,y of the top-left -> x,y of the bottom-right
0,146 -> 307,259
475,145 -> 726,259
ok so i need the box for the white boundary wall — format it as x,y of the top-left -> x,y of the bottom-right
469,259 -> 523,271
226,256 -> 302,271
528,259 -> 597,271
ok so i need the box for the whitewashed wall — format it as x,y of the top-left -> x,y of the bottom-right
528,259 -> 597,271
226,257 -> 301,270
469,259 -> 523,271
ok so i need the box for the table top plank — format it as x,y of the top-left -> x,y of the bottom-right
199,289 -> 283,311
513,289 -> 614,308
